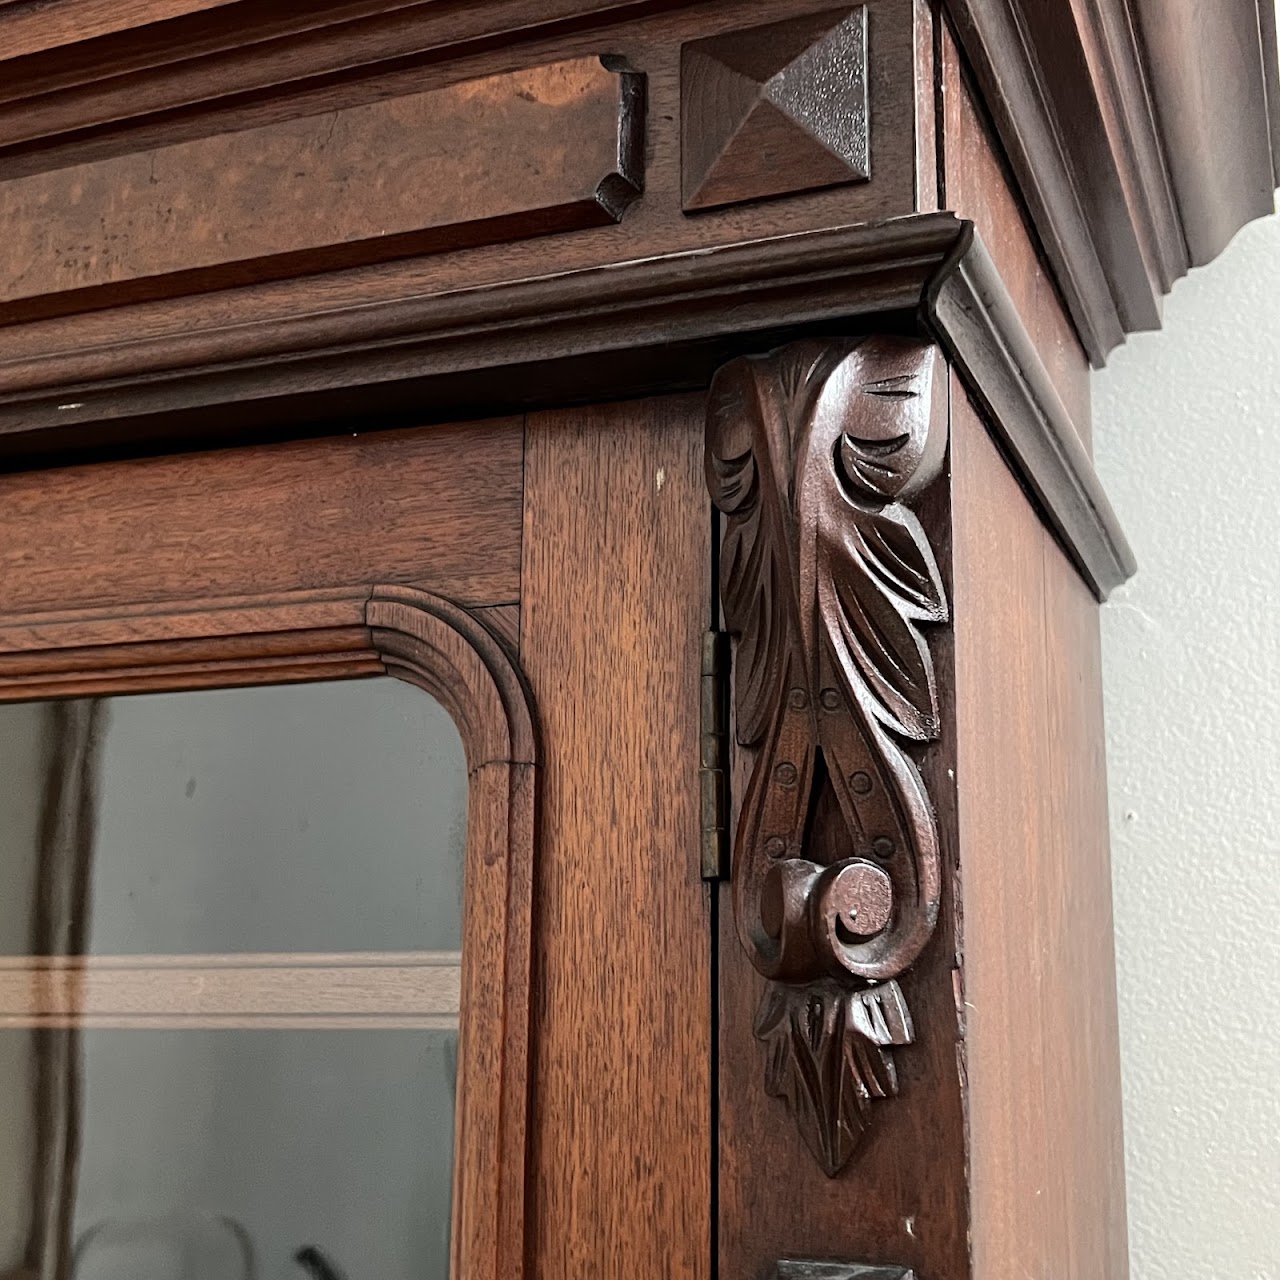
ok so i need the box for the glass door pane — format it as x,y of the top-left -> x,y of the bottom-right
0,677 -> 467,1280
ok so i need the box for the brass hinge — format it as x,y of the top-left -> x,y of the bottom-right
700,630 -> 730,881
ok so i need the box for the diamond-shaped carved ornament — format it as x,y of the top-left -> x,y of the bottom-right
681,6 -> 869,211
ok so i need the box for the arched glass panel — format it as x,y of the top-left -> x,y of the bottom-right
0,677 -> 466,1280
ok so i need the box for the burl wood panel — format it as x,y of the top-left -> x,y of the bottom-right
0,0 -> 921,387
950,378 -> 1127,1280
0,56 -> 641,322
520,396 -> 711,1280
940,25 -> 1092,441
0,420 -> 523,616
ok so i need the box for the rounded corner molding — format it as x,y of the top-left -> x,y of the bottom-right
366,584 -> 538,775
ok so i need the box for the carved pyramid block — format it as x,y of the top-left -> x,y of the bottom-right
681,7 -> 870,211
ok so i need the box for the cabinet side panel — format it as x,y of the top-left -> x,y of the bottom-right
521,396 -> 711,1280
951,377 -> 1127,1280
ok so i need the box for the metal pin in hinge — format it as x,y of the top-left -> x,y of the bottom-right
700,630 -> 730,881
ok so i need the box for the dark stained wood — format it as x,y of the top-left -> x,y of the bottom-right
1132,0 -> 1280,264
0,0 -> 251,60
0,0 -> 673,129
367,585 -> 537,1280
0,419 -> 524,616
682,7 -> 870,211
0,589 -> 369,655
925,228 -> 1135,599
0,578 -> 541,1280
0,56 -> 642,324
0,1 -> 1272,1275
0,215 -> 960,450
520,395 -> 711,1280
706,337 -> 948,1174
943,0 -> 1277,363
717,364 -> 969,1280
0,0 -> 924,449
911,0 -> 938,212
939,37 -> 1093,436
949,376 -> 1127,1280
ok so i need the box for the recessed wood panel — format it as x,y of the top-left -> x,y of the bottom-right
0,418 -> 524,615
0,55 -> 642,322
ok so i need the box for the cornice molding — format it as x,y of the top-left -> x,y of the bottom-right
924,224 -> 1136,599
943,0 -> 1278,365
0,216 -> 964,435
2,0 -> 1273,379
0,213 -> 1133,599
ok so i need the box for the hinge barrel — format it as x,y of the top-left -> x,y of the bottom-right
700,629 -> 730,880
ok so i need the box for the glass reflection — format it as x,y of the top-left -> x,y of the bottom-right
0,678 -> 467,1280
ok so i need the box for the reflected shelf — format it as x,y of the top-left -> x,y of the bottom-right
0,950 -> 461,1029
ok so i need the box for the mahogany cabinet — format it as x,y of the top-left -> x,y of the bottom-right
0,3 -> 1274,1279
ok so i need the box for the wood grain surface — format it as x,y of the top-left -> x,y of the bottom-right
950,376 -> 1127,1280
0,0 -> 251,60
0,0 -> 923,451
0,419 -> 523,615
0,56 -> 641,323
521,395 -> 711,1280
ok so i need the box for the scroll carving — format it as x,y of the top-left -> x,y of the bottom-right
706,336 -> 948,1176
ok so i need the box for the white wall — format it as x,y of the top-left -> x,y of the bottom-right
1094,211 -> 1280,1280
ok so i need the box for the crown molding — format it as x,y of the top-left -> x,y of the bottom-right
943,0 -> 1278,366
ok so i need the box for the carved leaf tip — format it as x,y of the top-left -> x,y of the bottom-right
756,980 -> 913,1177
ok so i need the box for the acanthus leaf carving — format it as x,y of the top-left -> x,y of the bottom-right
706,336 -> 948,1175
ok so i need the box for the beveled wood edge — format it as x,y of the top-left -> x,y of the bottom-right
923,223 -> 1137,599
0,215 -> 962,419
0,0 -> 685,127
0,583 -> 539,1280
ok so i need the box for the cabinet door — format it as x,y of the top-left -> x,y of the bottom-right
0,398 -> 712,1280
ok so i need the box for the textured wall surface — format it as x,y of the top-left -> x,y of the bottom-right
1094,211 -> 1280,1280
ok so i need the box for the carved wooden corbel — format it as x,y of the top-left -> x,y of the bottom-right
706,336 -> 948,1177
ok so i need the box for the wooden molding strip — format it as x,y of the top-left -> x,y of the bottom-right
944,0 -> 1278,365
0,213 -> 1132,598
943,0 -> 1135,362
0,951 -> 462,1029
0,0 -> 678,131
923,223 -> 1136,599
0,214 -> 965,437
